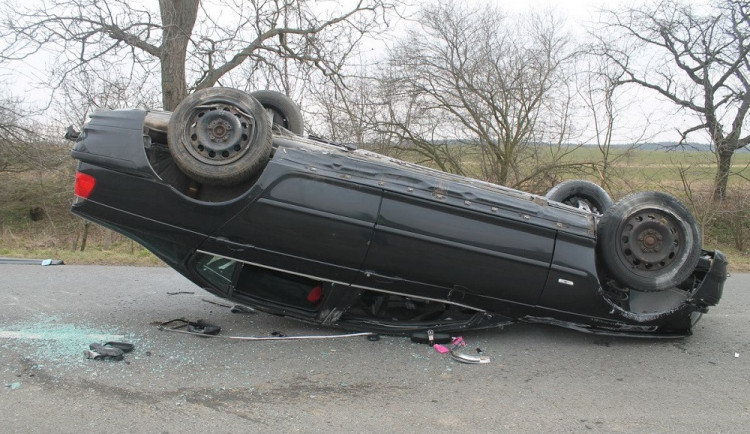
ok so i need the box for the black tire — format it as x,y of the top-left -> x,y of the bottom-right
168,88 -> 272,186
597,191 -> 701,292
250,90 -> 304,135
546,180 -> 613,214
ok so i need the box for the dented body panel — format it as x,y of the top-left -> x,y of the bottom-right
70,109 -> 727,337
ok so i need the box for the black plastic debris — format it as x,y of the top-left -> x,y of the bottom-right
104,341 -> 135,353
410,329 -> 452,346
158,318 -> 221,336
166,291 -> 195,295
84,342 -> 135,361
187,320 -> 221,336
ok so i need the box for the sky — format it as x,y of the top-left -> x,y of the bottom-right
3,0 -> 713,144
457,0 -> 715,145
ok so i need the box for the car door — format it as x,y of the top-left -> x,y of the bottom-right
200,167 -> 382,285
352,191 -> 556,306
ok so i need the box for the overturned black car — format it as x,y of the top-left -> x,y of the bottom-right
69,88 -> 727,338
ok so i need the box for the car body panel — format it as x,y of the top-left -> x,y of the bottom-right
210,169 -> 382,285
357,191 -> 555,306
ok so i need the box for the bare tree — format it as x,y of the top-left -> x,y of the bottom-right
1,0 -> 393,111
577,57 -> 621,189
306,73 -> 377,144
0,92 -> 33,173
370,2 -> 578,189
596,0 -> 750,200
573,53 -> 658,194
51,62 -> 160,130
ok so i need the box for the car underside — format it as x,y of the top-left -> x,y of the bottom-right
68,88 -> 727,338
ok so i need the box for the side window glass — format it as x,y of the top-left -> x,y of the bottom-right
194,253 -> 238,291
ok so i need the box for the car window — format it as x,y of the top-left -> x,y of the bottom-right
195,253 -> 238,291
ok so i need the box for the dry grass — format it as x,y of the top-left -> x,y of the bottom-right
0,221 -> 164,266
0,168 -> 163,266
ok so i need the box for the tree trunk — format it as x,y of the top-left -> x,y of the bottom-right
496,163 -> 507,186
80,221 -> 90,252
713,144 -> 734,201
159,0 -> 200,111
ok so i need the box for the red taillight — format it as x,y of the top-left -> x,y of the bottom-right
307,285 -> 323,304
74,172 -> 96,199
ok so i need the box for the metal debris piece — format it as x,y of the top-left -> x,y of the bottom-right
450,350 -> 491,364
230,304 -> 257,314
84,349 -> 105,360
433,336 -> 491,363
0,257 -> 64,266
159,318 -> 221,336
201,299 -> 232,308
157,318 -> 374,341
167,291 -> 195,295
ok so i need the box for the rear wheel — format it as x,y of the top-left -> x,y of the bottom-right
546,180 -> 612,214
168,88 -> 272,186
597,191 -> 701,292
251,90 -> 304,135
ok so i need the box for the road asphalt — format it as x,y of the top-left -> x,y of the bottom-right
0,264 -> 748,432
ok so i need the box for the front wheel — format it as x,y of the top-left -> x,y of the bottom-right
546,180 -> 612,214
251,90 -> 304,135
167,88 -> 272,186
597,191 -> 701,292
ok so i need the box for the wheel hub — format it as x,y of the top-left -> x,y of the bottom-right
638,229 -> 662,253
618,211 -> 681,272
185,104 -> 255,165
208,119 -> 231,142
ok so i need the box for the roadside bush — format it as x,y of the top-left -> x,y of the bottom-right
714,188 -> 750,252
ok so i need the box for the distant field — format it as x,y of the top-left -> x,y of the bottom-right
383,144 -> 750,195
561,147 -> 750,188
